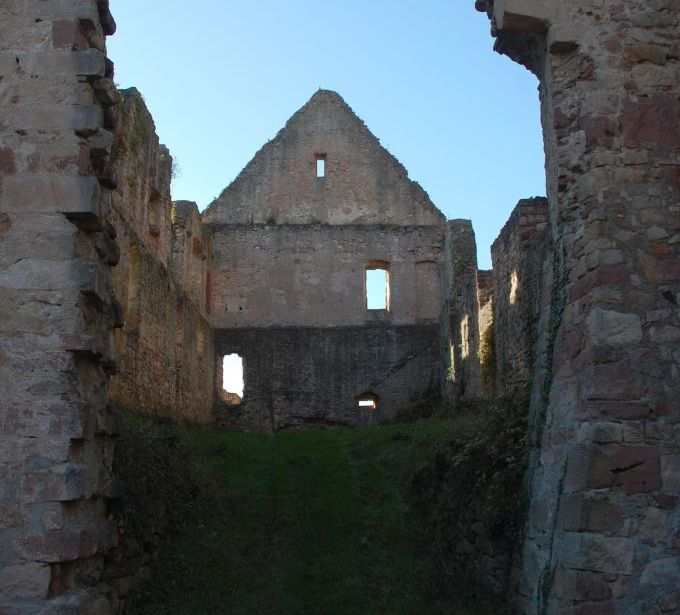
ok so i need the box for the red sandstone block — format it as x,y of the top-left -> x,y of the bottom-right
0,562 -> 51,600
582,363 -> 644,402
580,116 -> 618,150
639,252 -> 680,283
621,94 -> 680,150
0,148 -> 17,177
569,266 -> 629,302
567,443 -> 661,494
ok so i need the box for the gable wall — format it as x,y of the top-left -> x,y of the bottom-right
203,91 -> 443,227
206,92 -> 446,428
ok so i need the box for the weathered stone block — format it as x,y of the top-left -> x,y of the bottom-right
561,532 -> 634,575
0,175 -> 101,228
552,567 -> 611,602
21,463 -> 86,503
1,402 -> 90,440
0,259 -> 103,295
0,562 -> 50,600
567,443 -> 661,494
493,0 -> 553,31
558,495 -> 625,534
661,454 -> 680,492
73,49 -> 106,77
640,557 -> 680,587
548,24 -> 580,54
578,400 -> 654,421
8,104 -> 102,134
622,94 -> 680,149
638,507 -> 668,539
578,422 -> 623,444
0,148 -> 17,177
586,308 -> 642,346
15,529 -> 95,563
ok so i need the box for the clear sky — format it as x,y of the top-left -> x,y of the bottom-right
107,0 -> 545,269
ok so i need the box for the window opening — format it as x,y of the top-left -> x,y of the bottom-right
357,392 -> 379,426
316,154 -> 326,178
358,398 -> 376,410
365,265 -> 389,310
222,353 -> 244,404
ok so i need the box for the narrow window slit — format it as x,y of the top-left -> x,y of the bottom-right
316,154 -> 326,178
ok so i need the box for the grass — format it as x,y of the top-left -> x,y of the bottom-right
121,399 -> 527,615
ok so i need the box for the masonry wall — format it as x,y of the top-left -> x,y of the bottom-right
490,197 -> 550,395
215,325 -> 442,430
0,1 -> 121,611
477,1 -> 680,612
206,90 -> 446,429
440,220 -> 482,399
207,224 -> 444,328
107,90 -> 213,422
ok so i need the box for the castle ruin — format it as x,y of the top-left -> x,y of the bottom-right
1,0 -> 679,612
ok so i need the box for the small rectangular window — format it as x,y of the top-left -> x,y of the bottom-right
365,264 -> 389,311
316,155 -> 326,178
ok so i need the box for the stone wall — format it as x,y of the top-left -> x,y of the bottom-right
490,197 -> 550,395
207,90 -> 446,429
203,90 -> 443,228
207,224 -> 444,329
477,1 -> 680,612
171,200 -> 208,314
214,324 -> 442,430
441,220 -> 482,399
107,90 -> 213,422
0,1 -> 121,611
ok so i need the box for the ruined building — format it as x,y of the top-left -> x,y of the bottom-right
1,0 -> 679,613
205,90 -> 446,430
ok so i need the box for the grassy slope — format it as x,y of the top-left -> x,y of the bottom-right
135,420 -> 485,615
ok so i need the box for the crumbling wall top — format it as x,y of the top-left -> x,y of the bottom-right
203,90 -> 444,228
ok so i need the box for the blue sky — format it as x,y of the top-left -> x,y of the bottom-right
108,0 -> 545,269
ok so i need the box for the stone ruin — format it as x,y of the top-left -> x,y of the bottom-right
0,0 -> 678,612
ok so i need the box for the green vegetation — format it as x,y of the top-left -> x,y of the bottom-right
479,324 -> 496,395
115,397 -> 528,615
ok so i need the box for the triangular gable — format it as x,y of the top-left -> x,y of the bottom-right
202,90 -> 444,227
